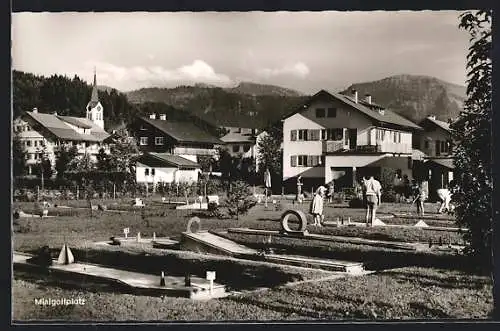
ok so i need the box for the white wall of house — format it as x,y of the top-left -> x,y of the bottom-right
14,117 -> 110,176
226,142 -> 255,158
417,128 -> 451,157
282,98 -> 415,183
283,113 -> 325,181
136,162 -> 199,183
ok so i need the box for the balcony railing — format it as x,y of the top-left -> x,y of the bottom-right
354,143 -> 411,154
323,141 -> 412,154
322,140 -> 349,153
173,147 -> 216,156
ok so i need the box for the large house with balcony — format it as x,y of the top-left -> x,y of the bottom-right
413,115 -> 455,201
13,72 -> 110,176
129,113 -> 224,163
282,89 -> 422,191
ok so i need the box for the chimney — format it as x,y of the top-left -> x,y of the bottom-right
365,94 -> 372,105
428,115 -> 436,120
149,113 -> 156,120
159,114 -> 167,121
32,107 -> 38,113
352,90 -> 358,103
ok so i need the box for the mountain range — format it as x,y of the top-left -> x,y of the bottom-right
125,74 -> 466,126
343,75 -> 466,123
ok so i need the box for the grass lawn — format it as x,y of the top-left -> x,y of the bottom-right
13,266 -> 492,321
13,200 -> 492,321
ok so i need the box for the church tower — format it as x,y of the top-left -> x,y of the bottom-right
86,68 -> 104,129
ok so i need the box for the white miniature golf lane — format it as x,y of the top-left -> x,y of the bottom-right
13,252 -> 226,300
183,231 -> 365,273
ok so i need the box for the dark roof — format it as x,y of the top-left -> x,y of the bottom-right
220,131 -> 255,143
139,116 -> 223,145
24,111 -> 110,142
91,71 -> 99,102
283,89 -> 422,130
420,117 -> 451,133
58,116 -> 93,129
138,152 -> 200,169
427,158 -> 454,169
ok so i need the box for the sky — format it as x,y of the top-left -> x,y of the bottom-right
12,11 -> 470,94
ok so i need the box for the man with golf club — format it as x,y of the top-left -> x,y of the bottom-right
362,175 -> 382,227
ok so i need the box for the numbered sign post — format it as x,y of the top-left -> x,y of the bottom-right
123,227 -> 130,239
206,271 -> 216,294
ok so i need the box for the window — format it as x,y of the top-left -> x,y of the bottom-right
436,141 -> 441,156
321,129 -> 327,140
327,108 -> 337,118
26,140 -> 31,147
145,168 -> 149,176
290,155 -> 297,167
34,140 -> 38,147
441,141 -> 447,153
298,129 -> 308,141
151,168 -> 155,176
290,130 -> 297,141
155,136 -> 164,145
315,108 -> 325,118
326,128 -> 343,141
376,129 -> 386,141
307,129 -> 320,141
140,137 -> 148,145
344,129 -> 349,145
297,155 -> 308,166
424,140 -> 429,149
243,145 -> 251,153
232,145 -> 240,153
15,125 -> 21,132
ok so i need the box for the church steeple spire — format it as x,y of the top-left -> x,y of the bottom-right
91,67 -> 99,102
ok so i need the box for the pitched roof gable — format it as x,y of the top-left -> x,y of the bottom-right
24,111 -> 110,142
138,152 -> 201,169
421,117 -> 451,133
139,116 -> 223,145
283,89 -> 422,130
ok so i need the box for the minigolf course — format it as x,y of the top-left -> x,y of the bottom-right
13,247 -> 227,300
180,214 -> 365,273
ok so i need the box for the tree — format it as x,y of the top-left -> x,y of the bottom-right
225,180 -> 257,220
96,147 -> 111,172
70,152 -> 95,173
12,133 -> 27,177
55,145 -> 78,179
257,129 -> 283,190
451,10 -> 492,270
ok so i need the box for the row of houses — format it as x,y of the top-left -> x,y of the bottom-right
13,72 -> 455,200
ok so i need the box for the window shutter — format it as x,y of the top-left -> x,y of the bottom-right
307,130 -> 312,141
312,129 -> 320,141
321,129 -> 326,140
291,155 -> 297,167
291,130 -> 297,141
307,155 -> 313,167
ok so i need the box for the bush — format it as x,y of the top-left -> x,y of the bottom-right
381,189 -> 397,203
348,198 -> 364,208
225,180 -> 257,220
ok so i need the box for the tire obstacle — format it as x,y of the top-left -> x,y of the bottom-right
186,216 -> 201,233
280,209 -> 308,235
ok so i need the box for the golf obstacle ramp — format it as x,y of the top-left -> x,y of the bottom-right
180,231 -> 364,273
13,252 -> 226,300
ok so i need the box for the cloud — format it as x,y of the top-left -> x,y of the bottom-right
257,62 -> 310,79
82,60 -> 233,90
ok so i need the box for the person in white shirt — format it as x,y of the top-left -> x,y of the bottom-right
437,188 -> 453,214
363,176 -> 382,226
310,186 -> 326,226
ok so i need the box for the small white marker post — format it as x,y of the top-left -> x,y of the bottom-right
206,271 -> 216,295
153,232 -> 156,241
123,227 -> 130,239
137,232 -> 141,242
